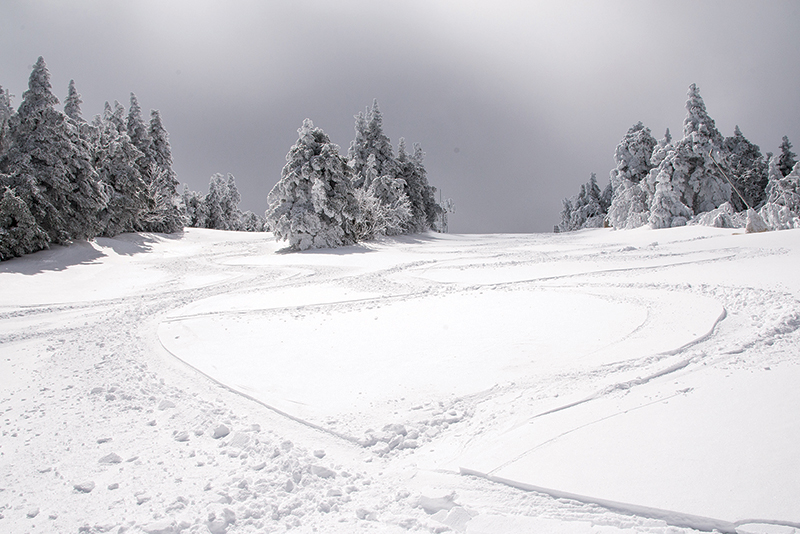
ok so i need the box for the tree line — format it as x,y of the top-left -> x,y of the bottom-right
1,58 -> 450,260
0,57 -> 184,260
557,84 -> 800,232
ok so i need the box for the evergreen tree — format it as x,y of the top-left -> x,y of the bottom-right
139,109 -> 182,233
648,166 -> 693,228
64,79 -> 84,123
348,100 -> 396,188
240,211 -> 265,232
95,127 -> 148,236
266,119 -> 359,250
366,166 -> 412,236
411,142 -> 443,230
204,173 -> 242,231
395,138 -> 438,232
126,93 -> 152,174
607,122 -> 657,229
4,57 -> 107,243
777,136 -> 797,178
646,84 -> 730,219
0,186 -> 49,260
722,125 -> 768,211
181,184 -> 207,228
760,156 -> 800,230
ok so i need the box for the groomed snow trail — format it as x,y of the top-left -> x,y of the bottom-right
1,227 -> 799,534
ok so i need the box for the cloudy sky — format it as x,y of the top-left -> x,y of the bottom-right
2,0 -> 798,233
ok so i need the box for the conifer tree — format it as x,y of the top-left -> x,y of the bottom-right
646,84 -> 730,219
266,119 -> 359,250
348,100 -> 396,188
139,109 -> 182,233
204,173 -> 242,231
181,184 -> 206,228
95,127 -> 148,236
777,136 -> 797,178
723,125 -> 768,211
411,142 -> 443,230
4,57 -> 107,243
126,93 -> 152,173
64,80 -> 84,123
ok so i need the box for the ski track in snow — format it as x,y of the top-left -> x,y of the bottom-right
1,227 -> 799,533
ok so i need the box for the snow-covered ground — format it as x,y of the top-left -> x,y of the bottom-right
1,227 -> 799,534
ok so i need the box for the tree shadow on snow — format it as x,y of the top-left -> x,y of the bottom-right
0,232 -> 181,275
275,243 -> 376,255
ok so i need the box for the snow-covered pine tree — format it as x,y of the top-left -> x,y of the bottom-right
203,173 -> 243,231
266,119 -> 359,250
0,185 -> 50,260
181,185 -> 206,228
411,142 -> 443,231
126,93 -> 152,175
648,165 -> 693,228
722,125 -> 768,211
139,109 -> 182,233
4,57 -> 107,243
348,100 -> 396,188
240,211 -> 265,232
777,136 -> 797,178
646,84 -> 730,221
557,174 -> 606,231
64,80 -> 83,123
366,167 -> 412,237
395,138 -> 438,232
95,125 -> 148,236
607,123 -> 658,229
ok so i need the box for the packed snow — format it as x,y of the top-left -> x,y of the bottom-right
1,227 -> 800,534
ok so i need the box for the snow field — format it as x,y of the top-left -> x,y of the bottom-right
2,227 -> 800,533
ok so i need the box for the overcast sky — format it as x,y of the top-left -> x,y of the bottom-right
2,0 -> 799,233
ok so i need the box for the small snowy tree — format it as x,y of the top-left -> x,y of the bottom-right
557,174 -> 606,231
266,119 -> 359,250
648,166 -> 693,228
95,127 -> 148,236
0,86 -> 12,166
240,211 -> 265,232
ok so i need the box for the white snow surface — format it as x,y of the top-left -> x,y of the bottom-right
2,227 -> 800,534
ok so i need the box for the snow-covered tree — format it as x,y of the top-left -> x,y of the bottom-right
607,122 -> 657,228
0,185 -> 49,260
240,210 -> 265,232
95,128 -> 148,236
139,110 -> 182,233
395,138 -> 440,233
204,173 -> 242,231
648,165 -> 693,228
411,142 -> 443,231
557,173 -> 606,231
365,162 -> 412,236
64,80 -> 83,123
777,136 -> 797,178
126,93 -> 152,174
4,57 -> 107,243
181,185 -> 206,228
645,84 -> 730,221
348,100 -> 396,188
266,119 -> 359,250
722,125 -> 768,211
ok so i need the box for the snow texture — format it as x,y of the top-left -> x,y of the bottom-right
3,226 -> 800,534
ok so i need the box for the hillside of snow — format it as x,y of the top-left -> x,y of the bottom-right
1,227 -> 799,534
